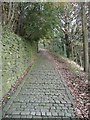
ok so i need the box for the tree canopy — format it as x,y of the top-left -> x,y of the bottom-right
2,2 -> 89,72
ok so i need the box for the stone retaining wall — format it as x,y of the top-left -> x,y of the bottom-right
2,28 -> 37,96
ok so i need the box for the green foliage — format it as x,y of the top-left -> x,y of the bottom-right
23,3 -> 59,42
2,28 -> 37,96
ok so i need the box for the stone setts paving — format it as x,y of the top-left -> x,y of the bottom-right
2,51 -> 77,119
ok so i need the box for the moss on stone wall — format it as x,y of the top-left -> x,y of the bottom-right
2,28 -> 37,96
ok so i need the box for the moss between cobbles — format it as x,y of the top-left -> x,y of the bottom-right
2,28 -> 37,96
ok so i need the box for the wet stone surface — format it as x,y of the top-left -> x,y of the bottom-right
2,50 -> 76,119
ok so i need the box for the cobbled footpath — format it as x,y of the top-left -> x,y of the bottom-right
2,50 -> 77,120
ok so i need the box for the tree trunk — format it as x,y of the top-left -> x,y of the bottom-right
81,2 -> 89,73
75,48 -> 78,63
65,33 -> 70,58
64,4 -> 71,58
79,55 -> 83,67
36,41 -> 38,53
9,3 -> 15,28
2,3 -> 7,25
16,3 -> 24,35
8,3 -> 12,23
88,2 -> 90,84
71,45 -> 74,60
63,44 -> 67,57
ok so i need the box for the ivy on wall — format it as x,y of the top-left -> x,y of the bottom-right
2,28 -> 37,96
